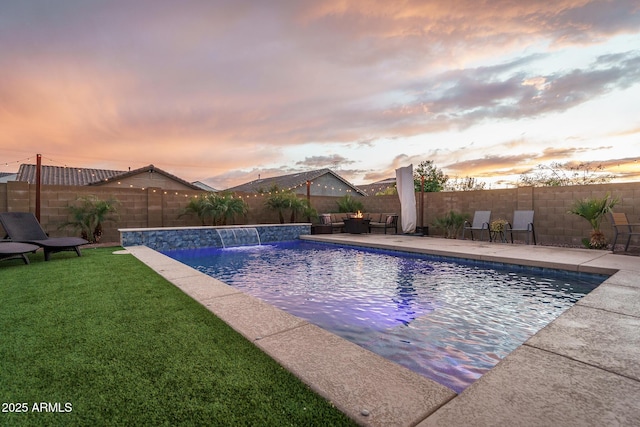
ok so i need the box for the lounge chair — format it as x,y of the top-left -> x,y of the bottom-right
0,212 -> 88,261
506,210 -> 536,245
0,241 -> 40,264
462,211 -> 491,241
609,212 -> 640,252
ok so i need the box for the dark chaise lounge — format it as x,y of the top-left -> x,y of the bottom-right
0,212 -> 89,261
0,241 -> 40,264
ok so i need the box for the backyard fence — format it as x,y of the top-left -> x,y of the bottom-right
1,180 -> 638,247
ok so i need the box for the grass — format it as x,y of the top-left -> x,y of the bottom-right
0,248 -> 355,426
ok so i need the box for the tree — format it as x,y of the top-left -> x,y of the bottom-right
413,160 -> 448,192
375,186 -> 397,196
518,162 -> 615,187
568,193 -> 618,249
445,176 -> 486,192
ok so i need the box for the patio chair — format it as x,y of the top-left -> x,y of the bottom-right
506,210 -> 536,245
0,212 -> 88,261
609,212 -> 640,252
369,214 -> 398,234
0,241 -> 40,264
462,211 -> 491,241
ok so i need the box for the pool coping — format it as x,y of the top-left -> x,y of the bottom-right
123,234 -> 640,426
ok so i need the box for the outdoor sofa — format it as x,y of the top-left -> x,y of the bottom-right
368,213 -> 399,234
320,212 -> 398,234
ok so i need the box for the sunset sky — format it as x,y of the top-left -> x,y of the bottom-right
1,0 -> 639,189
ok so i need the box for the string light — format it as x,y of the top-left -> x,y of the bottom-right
1,156 -> 34,169
4,154 -> 396,198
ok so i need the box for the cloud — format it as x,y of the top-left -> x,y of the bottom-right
296,154 -> 355,168
0,1 -> 639,187
388,50 -> 640,133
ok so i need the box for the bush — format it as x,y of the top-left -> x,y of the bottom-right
568,193 -> 618,249
432,210 -> 468,239
336,194 -> 363,213
62,195 -> 119,242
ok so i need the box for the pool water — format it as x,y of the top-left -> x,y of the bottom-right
163,240 -> 603,393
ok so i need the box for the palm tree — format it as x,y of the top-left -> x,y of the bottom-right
288,196 -> 317,223
180,192 -> 248,225
432,210 -> 468,239
65,200 -> 93,241
336,194 -> 363,213
568,193 -> 618,249
180,196 -> 211,225
264,191 -> 291,224
62,195 -> 119,243
91,197 -> 120,242
212,192 -> 248,225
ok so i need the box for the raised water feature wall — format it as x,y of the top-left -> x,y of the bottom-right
118,224 -> 311,251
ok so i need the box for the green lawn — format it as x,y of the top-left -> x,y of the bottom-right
0,248 -> 355,426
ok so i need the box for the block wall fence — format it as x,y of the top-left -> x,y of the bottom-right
1,181 -> 638,247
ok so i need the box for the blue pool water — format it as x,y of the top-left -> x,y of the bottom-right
163,240 -> 604,393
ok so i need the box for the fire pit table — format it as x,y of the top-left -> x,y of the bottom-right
344,218 -> 370,234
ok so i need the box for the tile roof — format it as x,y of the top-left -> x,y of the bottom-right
88,164 -> 202,190
226,168 -> 367,195
16,164 -> 122,185
15,164 -> 202,190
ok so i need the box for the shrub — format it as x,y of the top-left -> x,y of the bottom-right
433,210 -> 468,239
62,195 -> 119,243
336,194 -> 364,213
568,193 -> 618,249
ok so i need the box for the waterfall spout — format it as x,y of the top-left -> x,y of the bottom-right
215,227 -> 261,248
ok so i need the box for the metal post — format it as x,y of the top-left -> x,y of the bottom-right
306,180 -> 311,222
419,175 -> 425,235
35,153 -> 42,221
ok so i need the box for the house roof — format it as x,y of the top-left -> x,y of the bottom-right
15,163 -> 202,190
0,172 -> 17,183
192,181 -> 219,192
88,164 -> 202,190
226,168 -> 367,196
16,164 -> 123,185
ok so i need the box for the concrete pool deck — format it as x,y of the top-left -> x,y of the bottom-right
124,235 -> 640,426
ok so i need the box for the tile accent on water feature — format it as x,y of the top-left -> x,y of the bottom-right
118,224 -> 311,251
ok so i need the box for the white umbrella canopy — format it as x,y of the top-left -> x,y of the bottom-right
395,164 -> 417,234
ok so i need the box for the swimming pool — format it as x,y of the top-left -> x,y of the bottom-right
163,240 -> 604,393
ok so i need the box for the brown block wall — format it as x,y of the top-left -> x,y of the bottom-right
1,182 -> 638,246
